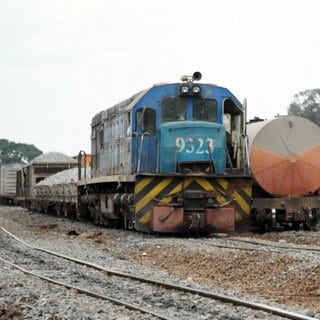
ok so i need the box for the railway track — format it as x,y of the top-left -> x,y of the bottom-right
0,226 -> 317,320
228,236 -> 320,252
186,236 -> 320,255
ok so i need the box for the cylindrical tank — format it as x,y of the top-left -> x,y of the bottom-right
248,116 -> 320,197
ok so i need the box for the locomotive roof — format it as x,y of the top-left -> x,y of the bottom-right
91,89 -> 148,126
91,81 -> 242,126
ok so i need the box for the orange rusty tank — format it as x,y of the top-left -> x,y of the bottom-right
248,116 -> 320,196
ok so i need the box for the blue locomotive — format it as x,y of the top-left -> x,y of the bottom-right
78,72 -> 252,233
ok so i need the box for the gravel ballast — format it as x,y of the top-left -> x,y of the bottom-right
0,205 -> 319,319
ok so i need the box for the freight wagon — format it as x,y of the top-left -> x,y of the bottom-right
0,163 -> 23,204
16,152 -> 78,209
248,116 -> 320,230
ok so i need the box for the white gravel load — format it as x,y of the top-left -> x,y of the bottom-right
30,152 -> 77,164
32,167 -> 90,205
36,167 -> 89,186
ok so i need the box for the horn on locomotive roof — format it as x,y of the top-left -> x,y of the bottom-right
180,71 -> 202,82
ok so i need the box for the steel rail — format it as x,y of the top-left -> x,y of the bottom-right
0,256 -> 171,320
0,226 -> 317,320
227,237 -> 320,252
188,237 -> 320,254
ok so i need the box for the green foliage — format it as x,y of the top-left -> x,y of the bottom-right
0,139 -> 42,164
288,89 -> 320,126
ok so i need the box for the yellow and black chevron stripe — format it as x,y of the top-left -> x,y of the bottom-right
134,175 -> 252,232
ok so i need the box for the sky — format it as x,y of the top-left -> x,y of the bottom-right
1,0 -> 319,156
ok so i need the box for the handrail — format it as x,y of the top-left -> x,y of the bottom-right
77,150 -> 87,180
137,132 -> 150,173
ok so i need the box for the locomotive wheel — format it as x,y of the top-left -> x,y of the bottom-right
303,221 -> 312,231
292,221 -> 302,230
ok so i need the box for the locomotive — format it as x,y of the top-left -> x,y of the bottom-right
248,116 -> 320,230
75,72 -> 252,233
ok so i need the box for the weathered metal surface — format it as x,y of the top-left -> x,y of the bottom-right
0,163 -> 23,197
0,163 -> 23,203
152,206 -> 185,233
205,207 -> 235,232
248,116 -> 320,196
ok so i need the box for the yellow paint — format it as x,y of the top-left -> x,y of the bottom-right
138,211 -> 151,224
135,177 -> 174,212
195,177 -> 216,191
233,190 -> 250,213
243,186 -> 252,197
216,194 -> 226,204
135,177 -> 154,194
217,178 -> 229,189
159,182 -> 183,203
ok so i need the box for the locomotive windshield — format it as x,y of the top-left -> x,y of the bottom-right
193,98 -> 217,121
161,96 -> 217,122
161,97 -> 187,121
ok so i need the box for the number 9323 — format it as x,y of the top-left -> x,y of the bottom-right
175,137 -> 214,154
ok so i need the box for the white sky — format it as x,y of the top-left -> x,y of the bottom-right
1,0 -> 319,156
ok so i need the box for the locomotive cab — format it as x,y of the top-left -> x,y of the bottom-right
223,98 -> 245,169
132,73 -> 248,176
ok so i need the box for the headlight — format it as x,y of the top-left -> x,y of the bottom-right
180,85 -> 190,95
192,85 -> 201,94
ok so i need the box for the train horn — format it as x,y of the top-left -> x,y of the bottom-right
192,71 -> 202,81
181,72 -> 202,82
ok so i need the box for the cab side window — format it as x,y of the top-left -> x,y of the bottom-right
136,108 -> 156,135
193,98 -> 217,121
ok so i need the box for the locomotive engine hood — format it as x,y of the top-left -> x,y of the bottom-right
158,120 -> 226,174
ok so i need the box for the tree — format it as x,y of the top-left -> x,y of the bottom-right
287,89 -> 320,126
0,139 -> 42,164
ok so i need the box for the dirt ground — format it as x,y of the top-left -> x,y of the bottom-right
117,244 -> 320,313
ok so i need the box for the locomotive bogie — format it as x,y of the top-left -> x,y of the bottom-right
77,178 -> 135,228
251,196 -> 320,230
